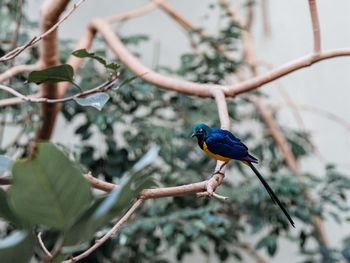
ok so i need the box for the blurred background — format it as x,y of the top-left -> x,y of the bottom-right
1,0 -> 350,262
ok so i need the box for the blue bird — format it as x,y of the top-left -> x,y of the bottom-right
192,123 -> 295,227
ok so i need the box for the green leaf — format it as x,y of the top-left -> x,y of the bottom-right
0,231 -> 34,263
73,92 -> 110,111
63,145 -> 159,247
114,75 -> 138,90
72,49 -> 119,72
9,143 -> 92,230
0,155 -> 12,173
256,234 -> 278,256
27,64 -> 74,84
0,188 -> 19,225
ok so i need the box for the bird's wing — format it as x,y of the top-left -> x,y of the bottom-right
211,128 -> 248,149
206,132 -> 249,160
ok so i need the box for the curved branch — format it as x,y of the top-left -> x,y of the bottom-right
90,19 -> 350,98
105,2 -> 158,23
64,199 -> 144,263
0,64 -> 39,83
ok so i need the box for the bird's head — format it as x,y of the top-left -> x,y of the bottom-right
191,123 -> 211,141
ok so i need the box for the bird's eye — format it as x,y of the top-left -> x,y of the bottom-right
198,128 -> 203,133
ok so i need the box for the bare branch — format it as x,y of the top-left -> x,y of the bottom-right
0,64 -> 39,83
239,242 -> 267,263
105,2 -> 159,23
248,95 -> 299,172
274,101 -> 350,134
0,78 -> 117,106
64,199 -> 143,262
89,19 -> 350,98
308,0 -> 321,53
37,232 -> 52,259
0,93 -> 41,107
0,0 -> 86,62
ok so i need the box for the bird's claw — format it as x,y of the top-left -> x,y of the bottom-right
212,171 -> 225,176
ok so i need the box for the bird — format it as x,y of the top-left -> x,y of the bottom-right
191,123 -> 295,227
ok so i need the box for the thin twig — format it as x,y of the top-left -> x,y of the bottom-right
0,78 -> 117,106
105,2 -> 159,23
308,0 -> 321,53
274,101 -> 350,134
0,0 -> 86,62
63,199 -> 144,262
239,242 -> 267,263
37,232 -> 53,258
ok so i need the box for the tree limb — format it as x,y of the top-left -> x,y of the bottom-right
0,64 -> 39,83
0,0 -> 86,62
308,0 -> 321,53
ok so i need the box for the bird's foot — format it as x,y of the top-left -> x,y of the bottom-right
212,170 -> 225,176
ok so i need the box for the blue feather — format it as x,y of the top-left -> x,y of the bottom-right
206,129 -> 258,163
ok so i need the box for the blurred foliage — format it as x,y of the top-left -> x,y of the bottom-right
0,1 -> 350,263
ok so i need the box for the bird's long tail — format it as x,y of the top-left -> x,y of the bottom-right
246,161 -> 295,227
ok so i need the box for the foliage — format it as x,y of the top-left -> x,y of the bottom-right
0,1 -> 350,263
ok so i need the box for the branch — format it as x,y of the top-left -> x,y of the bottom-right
105,2 -> 159,23
0,64 -> 39,83
308,0 -> 321,53
37,232 -> 52,259
35,0 -> 72,141
64,199 -> 143,263
88,19 -> 350,98
238,242 -> 267,263
274,101 -> 350,134
0,78 -> 117,105
0,0 -> 86,62
247,95 -> 299,172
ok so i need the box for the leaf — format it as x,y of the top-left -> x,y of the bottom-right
114,75 -> 138,90
256,234 -> 278,256
125,144 -> 160,175
0,155 -> 12,173
9,143 -> 92,230
0,188 -> 19,225
72,49 -> 119,72
0,231 -> 34,263
27,64 -> 74,84
63,145 -> 159,247
74,92 -> 110,111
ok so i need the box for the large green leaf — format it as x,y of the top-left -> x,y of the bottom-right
0,231 -> 34,263
27,64 -> 74,84
63,145 -> 159,248
0,188 -> 19,225
9,143 -> 92,230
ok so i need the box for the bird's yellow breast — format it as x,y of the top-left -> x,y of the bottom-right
203,142 -> 231,162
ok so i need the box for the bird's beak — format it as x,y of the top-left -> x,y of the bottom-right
191,132 -> 196,138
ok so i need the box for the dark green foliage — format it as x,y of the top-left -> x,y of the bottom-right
27,64 -> 74,84
9,143 -> 93,230
72,48 -> 120,73
1,2 -> 350,263
0,231 -> 34,263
